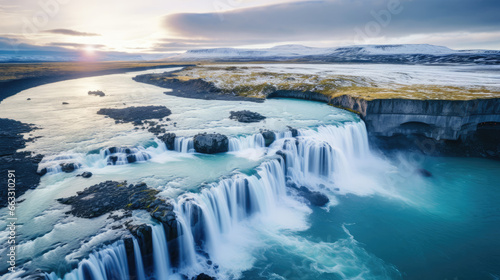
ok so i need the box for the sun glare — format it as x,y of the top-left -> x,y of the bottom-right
84,45 -> 96,55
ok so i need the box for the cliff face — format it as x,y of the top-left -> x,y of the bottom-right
267,91 -> 500,158
329,95 -> 500,141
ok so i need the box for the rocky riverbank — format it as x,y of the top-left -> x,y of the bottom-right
0,118 -> 44,207
133,71 -> 264,102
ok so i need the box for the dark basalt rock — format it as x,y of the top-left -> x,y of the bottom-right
195,273 -> 215,280
287,126 -> 298,137
159,133 -> 176,150
261,130 -> 276,147
0,119 -> 43,207
78,171 -> 93,178
97,106 -> 171,124
126,154 -> 137,163
37,167 -> 47,176
57,181 -> 175,221
60,163 -> 78,173
417,168 -> 432,177
229,110 -> 266,123
193,133 -> 229,154
287,182 -> 329,207
88,90 -> 105,97
148,125 -> 166,135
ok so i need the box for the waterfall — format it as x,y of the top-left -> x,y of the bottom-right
174,137 -> 195,153
132,238 -> 146,280
273,122 -> 371,191
152,224 -> 171,279
45,241 -> 129,280
228,134 -> 265,151
43,121 -> 374,280
174,159 -> 288,269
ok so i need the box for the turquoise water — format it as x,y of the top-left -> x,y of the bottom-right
242,156 -> 500,280
0,67 -> 499,280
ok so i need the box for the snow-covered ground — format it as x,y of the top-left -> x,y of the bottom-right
177,63 -> 500,99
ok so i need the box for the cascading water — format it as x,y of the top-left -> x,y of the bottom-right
174,137 -> 195,153
45,241 -> 130,280
132,238 -> 146,280
43,121 -> 379,280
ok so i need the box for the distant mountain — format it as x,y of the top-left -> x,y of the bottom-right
0,50 -> 176,63
168,44 -> 500,65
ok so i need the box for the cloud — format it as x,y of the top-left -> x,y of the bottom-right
0,36 -> 71,52
150,38 -> 269,52
49,42 -> 106,49
43,29 -> 101,36
163,0 -> 500,46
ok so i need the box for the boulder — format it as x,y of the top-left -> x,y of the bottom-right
287,126 -> 299,137
79,171 -> 92,178
195,273 -> 215,280
193,133 -> 229,154
287,182 -> 329,207
261,130 -> 276,147
229,110 -> 266,123
60,163 -> 78,173
159,133 -> 176,150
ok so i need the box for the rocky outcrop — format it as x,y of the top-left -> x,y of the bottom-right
330,95 -> 500,140
266,91 -> 500,158
193,133 -> 229,154
287,182 -> 329,207
133,72 -> 263,102
159,133 -> 176,150
0,118 -> 44,207
229,110 -> 266,123
329,95 -> 500,158
88,90 -> 105,97
97,106 -> 171,124
57,181 -> 174,219
261,130 -> 276,147
60,162 -> 79,173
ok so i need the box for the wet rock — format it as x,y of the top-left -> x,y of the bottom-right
148,125 -> 166,135
88,90 -> 105,97
195,273 -> 215,280
287,126 -> 299,137
97,106 -> 171,124
193,133 -> 229,154
261,130 -> 276,147
159,133 -> 176,150
108,155 -> 118,165
229,110 -> 266,123
127,154 -> 137,163
78,171 -> 92,178
417,168 -> 432,177
37,168 -> 47,176
57,180 -> 172,219
60,163 -> 78,173
287,182 -> 329,207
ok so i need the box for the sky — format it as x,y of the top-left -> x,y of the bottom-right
0,0 -> 499,58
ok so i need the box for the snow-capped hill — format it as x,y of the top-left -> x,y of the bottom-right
268,44 -> 329,55
168,44 -> 500,64
344,44 -> 456,55
174,45 -> 327,60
